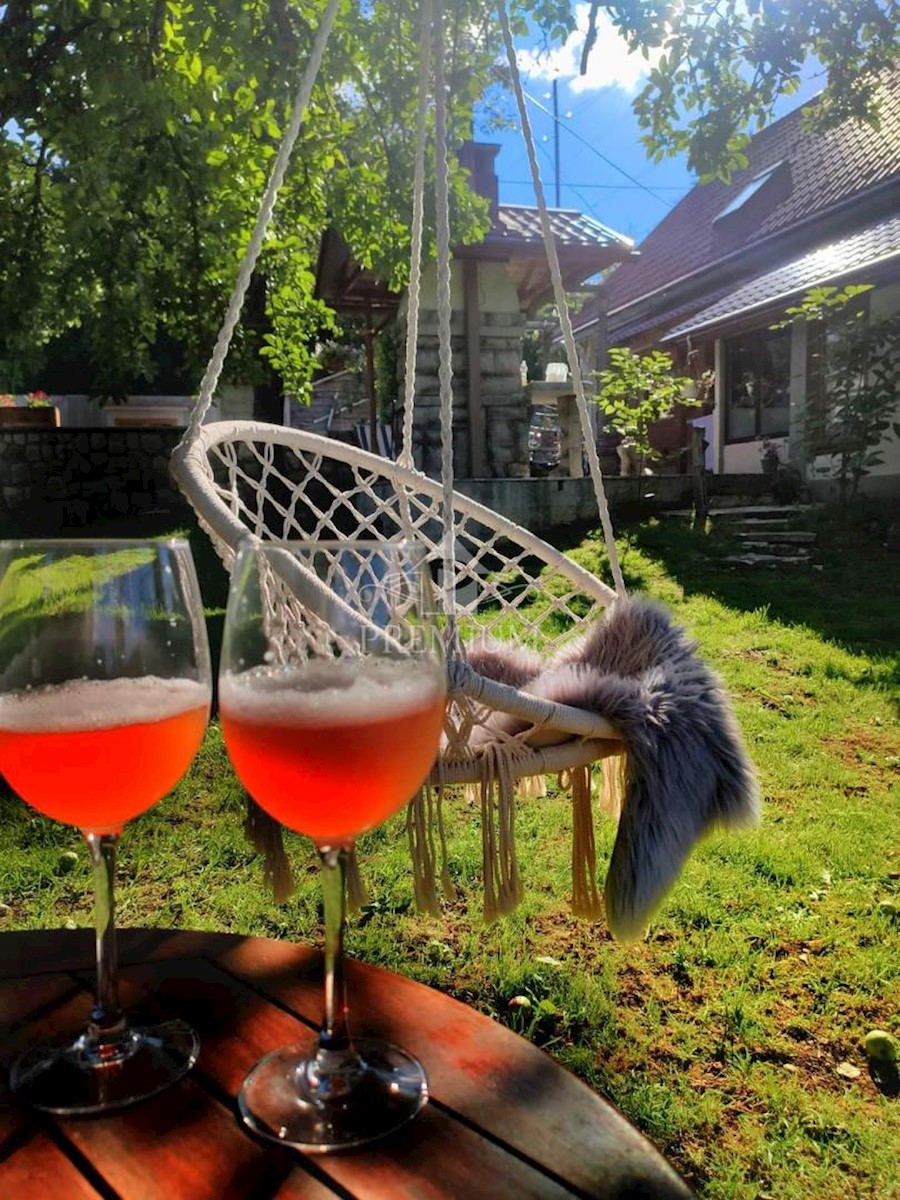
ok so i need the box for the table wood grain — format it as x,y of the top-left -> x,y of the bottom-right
0,930 -> 693,1199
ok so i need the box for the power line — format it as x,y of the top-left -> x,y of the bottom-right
521,86 -> 672,205
501,178 -> 690,191
530,136 -> 616,227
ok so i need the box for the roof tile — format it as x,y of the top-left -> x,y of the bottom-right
492,205 -> 632,250
603,67 -> 900,315
663,212 -> 900,339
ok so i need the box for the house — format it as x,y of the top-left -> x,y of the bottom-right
574,67 -> 900,495
314,142 -> 633,478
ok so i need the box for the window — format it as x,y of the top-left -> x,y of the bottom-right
714,162 -> 785,223
724,327 -> 791,442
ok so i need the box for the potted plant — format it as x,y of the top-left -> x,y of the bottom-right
0,391 -> 60,427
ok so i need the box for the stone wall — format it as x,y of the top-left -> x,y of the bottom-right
408,309 -> 528,478
457,473 -> 776,536
407,261 -> 528,480
0,428 -> 191,531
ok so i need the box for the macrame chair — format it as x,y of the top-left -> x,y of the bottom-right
173,0 -> 757,934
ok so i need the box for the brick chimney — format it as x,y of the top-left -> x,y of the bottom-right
458,141 -> 500,224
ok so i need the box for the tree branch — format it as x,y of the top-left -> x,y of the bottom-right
579,1 -> 601,76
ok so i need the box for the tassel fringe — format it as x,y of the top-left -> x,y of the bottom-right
570,764 -> 603,919
600,752 -> 627,821
243,795 -> 296,905
345,847 -> 369,914
480,744 -> 524,921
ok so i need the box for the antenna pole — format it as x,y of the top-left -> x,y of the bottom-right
552,78 -> 560,206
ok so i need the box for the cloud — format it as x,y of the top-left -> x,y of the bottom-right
516,3 -> 660,95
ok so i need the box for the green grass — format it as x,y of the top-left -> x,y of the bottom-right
1,507 -> 898,1199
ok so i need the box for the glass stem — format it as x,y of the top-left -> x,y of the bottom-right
318,845 -> 350,1052
86,831 -> 126,1039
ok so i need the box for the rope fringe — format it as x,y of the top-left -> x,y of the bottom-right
243,795 -> 296,905
600,752 -> 628,821
345,847 -> 369,915
570,765 -> 603,919
407,785 -> 441,915
480,744 -> 523,921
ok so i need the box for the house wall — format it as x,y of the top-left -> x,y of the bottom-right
714,279 -> 900,491
861,281 -> 900,480
806,280 -> 900,490
406,262 -> 528,479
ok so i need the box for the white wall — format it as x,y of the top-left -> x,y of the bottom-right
865,281 -> 900,479
722,437 -> 787,474
418,260 -> 521,313
51,388 -> 254,427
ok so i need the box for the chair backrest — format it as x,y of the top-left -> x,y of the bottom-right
355,421 -> 395,459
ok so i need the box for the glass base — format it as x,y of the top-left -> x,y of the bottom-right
238,1037 -> 428,1152
10,1019 -> 200,1115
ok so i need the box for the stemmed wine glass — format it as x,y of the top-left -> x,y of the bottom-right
0,539 -> 212,1114
219,539 -> 446,1152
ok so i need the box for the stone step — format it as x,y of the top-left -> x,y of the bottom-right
736,542 -> 814,558
663,503 -> 815,520
709,503 -> 816,520
736,529 -> 817,545
730,517 -> 793,531
722,552 -> 813,567
706,494 -> 777,509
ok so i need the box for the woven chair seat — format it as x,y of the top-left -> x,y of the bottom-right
173,420 -> 623,791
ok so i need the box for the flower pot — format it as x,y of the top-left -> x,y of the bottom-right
0,406 -> 60,428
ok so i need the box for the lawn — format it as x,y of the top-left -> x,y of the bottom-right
1,507 -> 898,1199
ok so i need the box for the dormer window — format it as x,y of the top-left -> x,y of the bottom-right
714,161 -> 787,223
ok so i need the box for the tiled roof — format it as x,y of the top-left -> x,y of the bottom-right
662,213 -> 900,339
610,286 -> 735,344
492,205 -> 633,250
602,67 -> 900,315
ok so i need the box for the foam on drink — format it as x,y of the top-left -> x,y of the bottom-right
219,658 -> 443,728
0,676 -> 210,732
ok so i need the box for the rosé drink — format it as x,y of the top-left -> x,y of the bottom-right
220,658 -> 445,844
0,676 -> 210,832
0,537 -> 212,1116
222,539 -> 445,1152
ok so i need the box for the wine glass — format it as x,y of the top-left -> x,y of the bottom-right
0,539 -> 211,1114
219,539 -> 446,1152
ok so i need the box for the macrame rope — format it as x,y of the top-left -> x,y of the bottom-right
180,0 -> 341,446
433,1 -> 460,643
497,1 -> 627,600
570,764 -> 603,919
399,0 -> 434,471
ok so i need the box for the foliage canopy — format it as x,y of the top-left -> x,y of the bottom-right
1,1 -> 897,399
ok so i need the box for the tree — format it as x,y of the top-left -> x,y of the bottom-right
0,0 -> 506,399
774,284 -> 900,501
582,0 -> 900,179
594,347 -> 698,477
1,1 -> 897,400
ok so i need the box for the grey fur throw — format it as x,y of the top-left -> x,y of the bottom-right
467,597 -> 760,940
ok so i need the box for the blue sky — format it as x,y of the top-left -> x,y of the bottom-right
476,3 -> 826,245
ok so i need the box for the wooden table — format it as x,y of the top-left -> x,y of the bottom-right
0,929 -> 693,1198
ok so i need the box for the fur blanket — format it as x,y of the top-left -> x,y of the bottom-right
466,596 -> 760,941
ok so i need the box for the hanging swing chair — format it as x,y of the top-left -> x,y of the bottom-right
173,0 -> 759,939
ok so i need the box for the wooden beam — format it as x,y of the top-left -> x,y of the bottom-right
365,308 -> 377,453
464,259 -> 487,477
